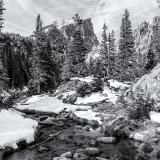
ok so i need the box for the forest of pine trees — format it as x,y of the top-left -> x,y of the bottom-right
0,0 -> 158,94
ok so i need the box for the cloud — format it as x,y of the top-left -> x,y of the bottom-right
3,0 -> 160,40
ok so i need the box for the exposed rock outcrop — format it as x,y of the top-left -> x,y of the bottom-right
126,64 -> 160,108
47,18 -> 99,54
59,18 -> 99,50
134,16 -> 160,68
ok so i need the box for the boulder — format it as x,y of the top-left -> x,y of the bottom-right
76,83 -> 92,97
63,94 -> 78,104
88,120 -> 99,127
97,137 -> 117,144
102,113 -> 136,138
140,143 -> 153,153
157,150 -> 160,159
60,151 -> 73,158
126,64 -> 160,107
53,157 -> 72,160
96,158 -> 109,160
37,146 -> 50,153
85,147 -> 99,156
73,152 -> 88,160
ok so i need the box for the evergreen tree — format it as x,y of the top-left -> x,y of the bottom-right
108,30 -> 116,78
145,45 -> 155,71
101,23 -> 109,78
94,58 -> 104,78
62,48 -> 73,80
29,14 -> 46,94
62,14 -> 87,80
117,9 -> 136,81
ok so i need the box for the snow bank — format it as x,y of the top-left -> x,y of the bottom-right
103,87 -> 118,104
16,95 -> 102,124
71,76 -> 94,83
150,111 -> 160,123
57,91 -> 76,99
25,95 -> 46,104
0,109 -> 38,149
75,87 -> 118,105
75,110 -> 102,124
16,95 -> 91,114
76,93 -> 108,105
108,79 -> 130,89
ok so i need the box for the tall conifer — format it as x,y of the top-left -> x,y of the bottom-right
117,9 -> 135,81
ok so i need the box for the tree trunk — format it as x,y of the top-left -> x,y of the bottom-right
37,83 -> 40,94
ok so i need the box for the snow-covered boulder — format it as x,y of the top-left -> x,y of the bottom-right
126,64 -> 160,107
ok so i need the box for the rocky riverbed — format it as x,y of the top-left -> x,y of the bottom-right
3,111 -> 138,160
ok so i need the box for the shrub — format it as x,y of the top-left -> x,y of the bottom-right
91,78 -> 103,92
76,83 -> 92,97
127,97 -> 153,120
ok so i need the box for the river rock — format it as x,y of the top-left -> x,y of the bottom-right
102,113 -> 136,138
85,147 -> 99,156
53,157 -> 72,160
140,143 -> 153,153
73,152 -> 88,160
97,137 -> 117,144
96,157 -> 109,160
37,146 -> 50,153
60,151 -> 73,158
63,94 -> 77,104
88,120 -> 99,127
78,118 -> 87,124
157,150 -> 160,158
88,140 -> 97,147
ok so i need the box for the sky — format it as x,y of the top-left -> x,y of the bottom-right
3,0 -> 160,40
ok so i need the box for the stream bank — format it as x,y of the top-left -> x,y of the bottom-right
4,111 -> 138,160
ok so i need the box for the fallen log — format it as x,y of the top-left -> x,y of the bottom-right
28,131 -> 61,150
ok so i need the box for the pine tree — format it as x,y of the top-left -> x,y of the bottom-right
62,14 -> 87,80
117,9 -> 135,81
108,30 -> 116,78
29,14 -> 46,94
101,23 -> 109,78
72,14 -> 87,76
62,48 -> 73,81
145,45 -> 155,71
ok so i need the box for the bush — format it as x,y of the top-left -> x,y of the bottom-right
91,78 -> 103,92
76,83 -> 92,97
127,97 -> 153,120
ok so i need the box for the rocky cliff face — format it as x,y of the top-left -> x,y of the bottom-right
134,16 -> 160,67
59,18 -> 99,50
49,18 -> 99,53
126,63 -> 160,109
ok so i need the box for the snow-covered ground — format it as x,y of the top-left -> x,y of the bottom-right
75,86 -> 118,105
16,95 -> 102,124
16,95 -> 91,114
150,111 -> 160,123
75,92 -> 108,105
0,109 -> 38,149
70,76 -> 94,83
103,87 -> 118,104
108,79 -> 130,89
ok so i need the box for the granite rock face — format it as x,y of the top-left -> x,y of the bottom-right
58,18 -> 99,51
126,64 -> 160,108
134,16 -> 160,68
